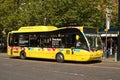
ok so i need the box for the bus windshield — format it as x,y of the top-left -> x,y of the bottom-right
86,34 -> 103,50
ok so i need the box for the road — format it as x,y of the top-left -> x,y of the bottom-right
0,53 -> 120,80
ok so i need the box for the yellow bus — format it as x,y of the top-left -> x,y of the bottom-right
7,26 -> 103,62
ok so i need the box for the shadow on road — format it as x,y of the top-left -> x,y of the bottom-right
9,56 -> 102,64
65,60 -> 102,64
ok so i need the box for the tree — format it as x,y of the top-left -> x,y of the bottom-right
0,0 -> 118,33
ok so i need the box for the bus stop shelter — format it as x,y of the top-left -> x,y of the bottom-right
99,28 -> 118,60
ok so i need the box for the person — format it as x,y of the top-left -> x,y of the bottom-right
103,46 -> 107,59
1,28 -> 7,52
2,28 -> 6,37
76,38 -> 82,48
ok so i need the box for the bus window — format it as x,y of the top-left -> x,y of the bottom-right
9,34 -> 19,46
19,34 -> 29,47
43,38 -> 51,47
29,34 -> 38,47
39,34 -> 52,48
64,34 -> 76,48
86,34 -> 103,50
75,34 -> 88,50
9,33 -> 13,46
52,37 -> 62,48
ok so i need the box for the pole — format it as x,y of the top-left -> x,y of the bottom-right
105,6 -> 111,58
105,30 -> 108,58
117,0 -> 120,61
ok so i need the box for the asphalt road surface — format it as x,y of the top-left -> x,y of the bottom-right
0,53 -> 120,80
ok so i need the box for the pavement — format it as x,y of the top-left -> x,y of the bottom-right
102,56 -> 120,63
102,57 -> 116,62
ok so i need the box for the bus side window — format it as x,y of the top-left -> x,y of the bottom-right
43,38 -> 52,48
29,34 -> 38,47
9,34 -> 13,46
39,38 -> 44,47
64,34 -> 76,48
13,35 -> 19,46
14,38 -> 18,46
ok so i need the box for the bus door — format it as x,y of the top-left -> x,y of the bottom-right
70,35 -> 89,61
8,33 -> 20,56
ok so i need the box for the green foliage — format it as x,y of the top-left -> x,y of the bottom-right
0,0 -> 118,32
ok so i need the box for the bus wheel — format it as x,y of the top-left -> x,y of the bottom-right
56,53 -> 64,63
20,51 -> 26,60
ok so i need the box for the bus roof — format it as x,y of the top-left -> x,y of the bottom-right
9,26 -> 97,34
11,26 -> 58,33
62,26 -> 95,32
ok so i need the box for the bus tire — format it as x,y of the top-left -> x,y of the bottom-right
56,53 -> 64,63
20,51 -> 26,60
